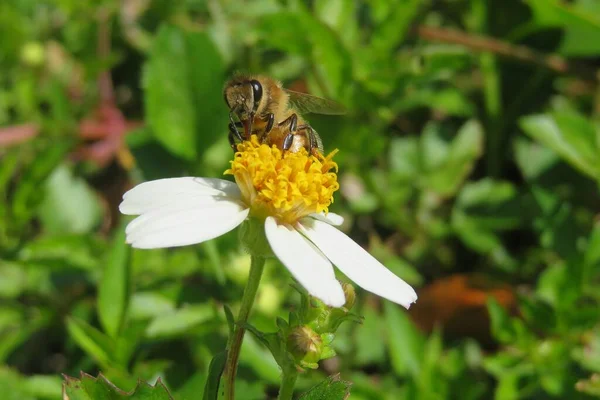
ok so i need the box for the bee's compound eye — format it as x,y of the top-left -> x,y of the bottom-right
250,80 -> 263,110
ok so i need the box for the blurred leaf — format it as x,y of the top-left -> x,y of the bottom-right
384,301 -> 424,377
18,234 -> 101,270
0,304 -> 52,362
144,25 -> 225,160
62,372 -> 173,400
452,179 -> 520,253
145,304 -> 214,339
369,0 -> 421,53
257,12 -> 351,97
513,138 -> 559,180
202,351 -> 226,400
0,368 -> 35,400
37,163 -> 103,234
239,332 -> 281,384
487,297 -> 517,344
299,374 -> 351,400
353,306 -> 385,366
0,261 -> 27,298
393,87 -> 475,117
389,137 -> 419,179
583,223 -> 600,284
66,317 -> 115,368
424,120 -> 484,196
526,0 -> 600,56
520,112 -> 599,180
12,142 -> 73,224
129,292 -> 176,321
98,226 -> 131,338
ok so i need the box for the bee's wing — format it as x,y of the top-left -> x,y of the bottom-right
285,89 -> 346,115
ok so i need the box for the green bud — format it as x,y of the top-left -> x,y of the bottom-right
238,217 -> 273,258
287,326 -> 322,366
341,282 -> 356,309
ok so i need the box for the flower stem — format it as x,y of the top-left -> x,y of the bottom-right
223,255 -> 265,400
278,369 -> 299,400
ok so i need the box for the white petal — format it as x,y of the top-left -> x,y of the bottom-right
298,219 -> 417,309
264,217 -> 345,307
120,177 -> 241,215
126,199 -> 248,249
308,212 -> 344,226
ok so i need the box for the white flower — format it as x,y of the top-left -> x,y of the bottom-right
119,137 -> 417,309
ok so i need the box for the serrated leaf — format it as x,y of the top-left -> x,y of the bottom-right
299,374 -> 351,400
98,225 -> 131,338
62,372 -> 173,400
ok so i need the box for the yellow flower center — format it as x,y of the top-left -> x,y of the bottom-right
224,135 -> 339,224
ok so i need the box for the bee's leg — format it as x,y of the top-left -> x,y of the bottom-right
228,122 -> 244,150
229,122 -> 244,142
265,113 -> 275,133
282,133 -> 294,151
278,113 -> 298,132
297,124 -> 322,156
279,114 -> 298,151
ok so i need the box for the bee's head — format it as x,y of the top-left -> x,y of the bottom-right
224,78 -> 264,120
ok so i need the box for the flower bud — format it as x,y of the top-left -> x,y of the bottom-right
287,326 -> 323,367
341,282 -> 356,309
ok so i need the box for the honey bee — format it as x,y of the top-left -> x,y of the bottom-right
223,75 -> 345,155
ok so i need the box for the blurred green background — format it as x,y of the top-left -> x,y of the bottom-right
1,0 -> 600,398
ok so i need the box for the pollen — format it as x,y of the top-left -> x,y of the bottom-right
225,135 -> 339,224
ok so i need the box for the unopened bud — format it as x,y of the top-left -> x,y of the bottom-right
341,282 -> 356,309
287,326 -> 322,365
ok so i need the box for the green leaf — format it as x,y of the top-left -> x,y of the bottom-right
66,317 -> 115,368
37,164 -> 103,234
129,292 -> 176,321
257,12 -> 352,97
451,179 -> 520,253
62,372 -> 173,400
98,226 -> 131,338
0,304 -> 53,362
526,0 -> 600,56
145,304 -> 215,339
520,112 -> 599,180
299,374 -> 351,400
18,234 -> 101,270
384,301 -> 424,378
202,351 -> 226,400
144,25 -> 225,160
0,368 -> 35,400
12,142 -> 73,225
425,120 -> 484,196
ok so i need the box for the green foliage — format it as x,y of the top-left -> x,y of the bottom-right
1,0 -> 600,399
63,373 -> 173,400
299,374 -> 351,400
